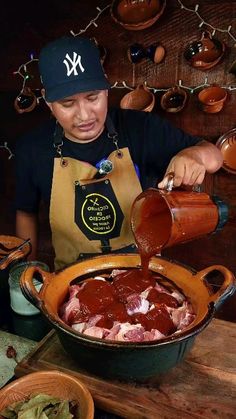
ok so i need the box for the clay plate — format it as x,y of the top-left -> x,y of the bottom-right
216,128 -> 236,174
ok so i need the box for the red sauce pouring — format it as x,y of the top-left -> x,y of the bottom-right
130,188 -> 172,275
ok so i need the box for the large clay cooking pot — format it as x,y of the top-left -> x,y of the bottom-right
20,254 -> 235,382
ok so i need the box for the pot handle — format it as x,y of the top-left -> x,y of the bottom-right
20,266 -> 53,309
195,265 -> 236,310
0,239 -> 32,270
0,249 -> 26,270
201,30 -> 212,40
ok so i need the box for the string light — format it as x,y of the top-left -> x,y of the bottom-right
13,58 -> 38,82
111,79 -> 236,94
13,56 -> 43,111
70,5 -> 111,36
0,142 -> 14,160
178,0 -> 236,42
111,81 -> 134,91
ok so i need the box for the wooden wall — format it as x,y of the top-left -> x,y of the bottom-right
0,0 -> 235,320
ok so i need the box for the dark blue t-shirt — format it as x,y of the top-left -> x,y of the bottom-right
15,108 -> 200,213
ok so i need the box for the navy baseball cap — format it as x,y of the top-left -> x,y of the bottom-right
39,36 -> 110,102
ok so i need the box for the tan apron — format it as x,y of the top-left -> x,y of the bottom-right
50,147 -> 142,269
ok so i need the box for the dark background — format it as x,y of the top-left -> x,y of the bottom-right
0,0 -> 236,321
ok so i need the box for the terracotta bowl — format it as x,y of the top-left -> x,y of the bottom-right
198,86 -> 227,113
0,370 -> 94,419
161,86 -> 188,113
19,254 -> 235,382
184,31 -> 225,70
111,0 -> 166,31
120,84 -> 155,112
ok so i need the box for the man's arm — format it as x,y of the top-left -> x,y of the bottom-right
16,210 -> 38,261
158,140 -> 223,188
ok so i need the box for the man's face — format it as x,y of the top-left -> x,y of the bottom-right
47,90 -> 108,143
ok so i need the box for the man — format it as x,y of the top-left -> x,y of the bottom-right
15,36 -> 223,269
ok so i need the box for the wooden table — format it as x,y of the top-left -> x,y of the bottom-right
15,318 -> 236,418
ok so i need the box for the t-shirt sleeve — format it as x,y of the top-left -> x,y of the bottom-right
14,135 -> 41,213
144,112 -> 201,172
118,109 -> 202,188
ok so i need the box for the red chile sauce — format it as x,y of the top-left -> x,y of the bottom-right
131,189 -> 172,275
71,190 -> 179,336
73,273 -> 176,334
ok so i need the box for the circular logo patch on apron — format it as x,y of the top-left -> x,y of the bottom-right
75,179 -> 124,240
82,193 -> 116,234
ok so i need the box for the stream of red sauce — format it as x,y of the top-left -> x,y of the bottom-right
132,189 -> 172,276
71,190 -> 178,336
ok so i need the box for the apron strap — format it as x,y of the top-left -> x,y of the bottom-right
106,115 -> 123,158
52,122 -> 68,166
53,121 -> 64,147
101,239 -> 111,253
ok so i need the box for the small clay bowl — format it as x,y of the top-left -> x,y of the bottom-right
111,0 -> 166,31
14,87 -> 37,114
120,84 -> 155,112
161,86 -> 188,113
184,31 -> 225,70
198,86 -> 227,113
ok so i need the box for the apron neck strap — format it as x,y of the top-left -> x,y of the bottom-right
106,114 -> 123,158
53,122 -> 68,167
53,121 -> 64,147
52,115 -> 123,161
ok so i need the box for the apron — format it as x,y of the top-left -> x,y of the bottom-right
49,119 -> 142,270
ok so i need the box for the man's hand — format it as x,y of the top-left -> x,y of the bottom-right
158,153 -> 206,189
158,141 -> 223,189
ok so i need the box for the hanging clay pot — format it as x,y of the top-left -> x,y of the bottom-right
120,84 -> 155,112
14,87 -> 37,114
184,31 -> 225,70
198,85 -> 227,114
161,86 -> 188,113
111,0 -> 166,31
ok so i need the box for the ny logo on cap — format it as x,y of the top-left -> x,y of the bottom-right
63,52 -> 85,76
